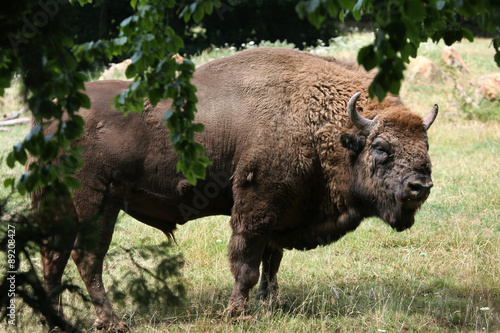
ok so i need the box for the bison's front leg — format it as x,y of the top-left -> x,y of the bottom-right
256,243 -> 283,300
226,212 -> 276,316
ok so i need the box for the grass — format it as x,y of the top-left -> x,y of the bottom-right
0,75 -> 24,118
401,37 -> 500,122
1,33 -> 499,332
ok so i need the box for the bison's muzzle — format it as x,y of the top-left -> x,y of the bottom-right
403,175 -> 433,209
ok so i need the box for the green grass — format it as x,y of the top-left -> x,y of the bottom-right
0,75 -> 24,118
1,33 -> 499,332
0,124 -> 29,211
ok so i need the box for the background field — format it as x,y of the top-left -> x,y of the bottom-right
1,33 -> 499,332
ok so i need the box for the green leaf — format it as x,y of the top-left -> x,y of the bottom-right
389,77 -> 401,95
192,161 -> 206,180
40,165 -> 53,185
64,176 -> 82,190
198,156 -> 212,166
25,172 -> 39,192
353,0 -> 363,11
173,35 -> 185,50
295,2 -> 307,19
131,51 -> 143,65
125,63 -> 137,79
191,123 -> 205,133
402,18 -> 421,45
171,132 -> 182,144
3,178 -> 15,190
205,1 -> 213,15
16,181 -> 26,196
339,10 -> 345,22
400,42 -> 417,62
193,7 -> 204,23
404,1 -> 426,21
443,29 -> 462,46
120,16 -> 133,27
462,27 -> 474,42
305,0 -> 320,13
180,6 -> 191,22
114,36 -> 128,46
352,5 -> 362,21
494,51 -> 500,67
14,142 -> 28,165
142,33 -> 155,42
72,115 -> 85,128
40,141 -> 58,161
369,73 -> 388,101
338,0 -> 354,10
493,38 -> 500,51
78,92 -> 91,109
163,109 -> 174,121
358,45 -> 378,71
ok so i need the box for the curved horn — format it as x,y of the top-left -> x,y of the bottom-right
347,92 -> 374,135
423,104 -> 438,130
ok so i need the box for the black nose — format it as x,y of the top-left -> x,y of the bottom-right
408,180 -> 433,199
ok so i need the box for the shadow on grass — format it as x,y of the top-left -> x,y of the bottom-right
120,275 -> 499,332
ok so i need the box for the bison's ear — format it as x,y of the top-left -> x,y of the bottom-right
339,133 -> 365,154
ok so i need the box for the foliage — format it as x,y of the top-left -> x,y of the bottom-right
74,0 -> 217,184
0,199 -> 185,331
0,0 -> 217,331
296,0 -> 500,100
191,0 -> 339,51
1,1 -> 90,199
1,0 -> 219,200
0,201 -> 88,332
108,241 -> 186,311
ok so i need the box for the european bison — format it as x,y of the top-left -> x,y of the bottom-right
33,47 -> 437,331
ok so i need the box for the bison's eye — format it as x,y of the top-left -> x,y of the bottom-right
372,137 -> 391,157
373,147 -> 388,159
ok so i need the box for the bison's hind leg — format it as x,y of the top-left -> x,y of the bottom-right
37,193 -> 79,328
70,205 -> 127,332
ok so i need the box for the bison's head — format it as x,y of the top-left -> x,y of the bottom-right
340,92 -> 438,231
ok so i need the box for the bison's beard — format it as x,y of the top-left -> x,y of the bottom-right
379,200 -> 418,232
353,176 -> 424,232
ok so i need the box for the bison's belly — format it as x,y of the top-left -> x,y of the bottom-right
124,186 -> 233,234
272,214 -> 362,250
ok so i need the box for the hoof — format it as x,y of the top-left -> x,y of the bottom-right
256,289 -> 268,301
256,290 -> 271,301
225,301 -> 247,318
223,307 -> 253,322
93,316 -> 129,332
256,286 -> 279,302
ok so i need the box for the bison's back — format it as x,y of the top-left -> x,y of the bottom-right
39,49 -> 373,226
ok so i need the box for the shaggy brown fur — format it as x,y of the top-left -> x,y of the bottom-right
30,47 -> 437,331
